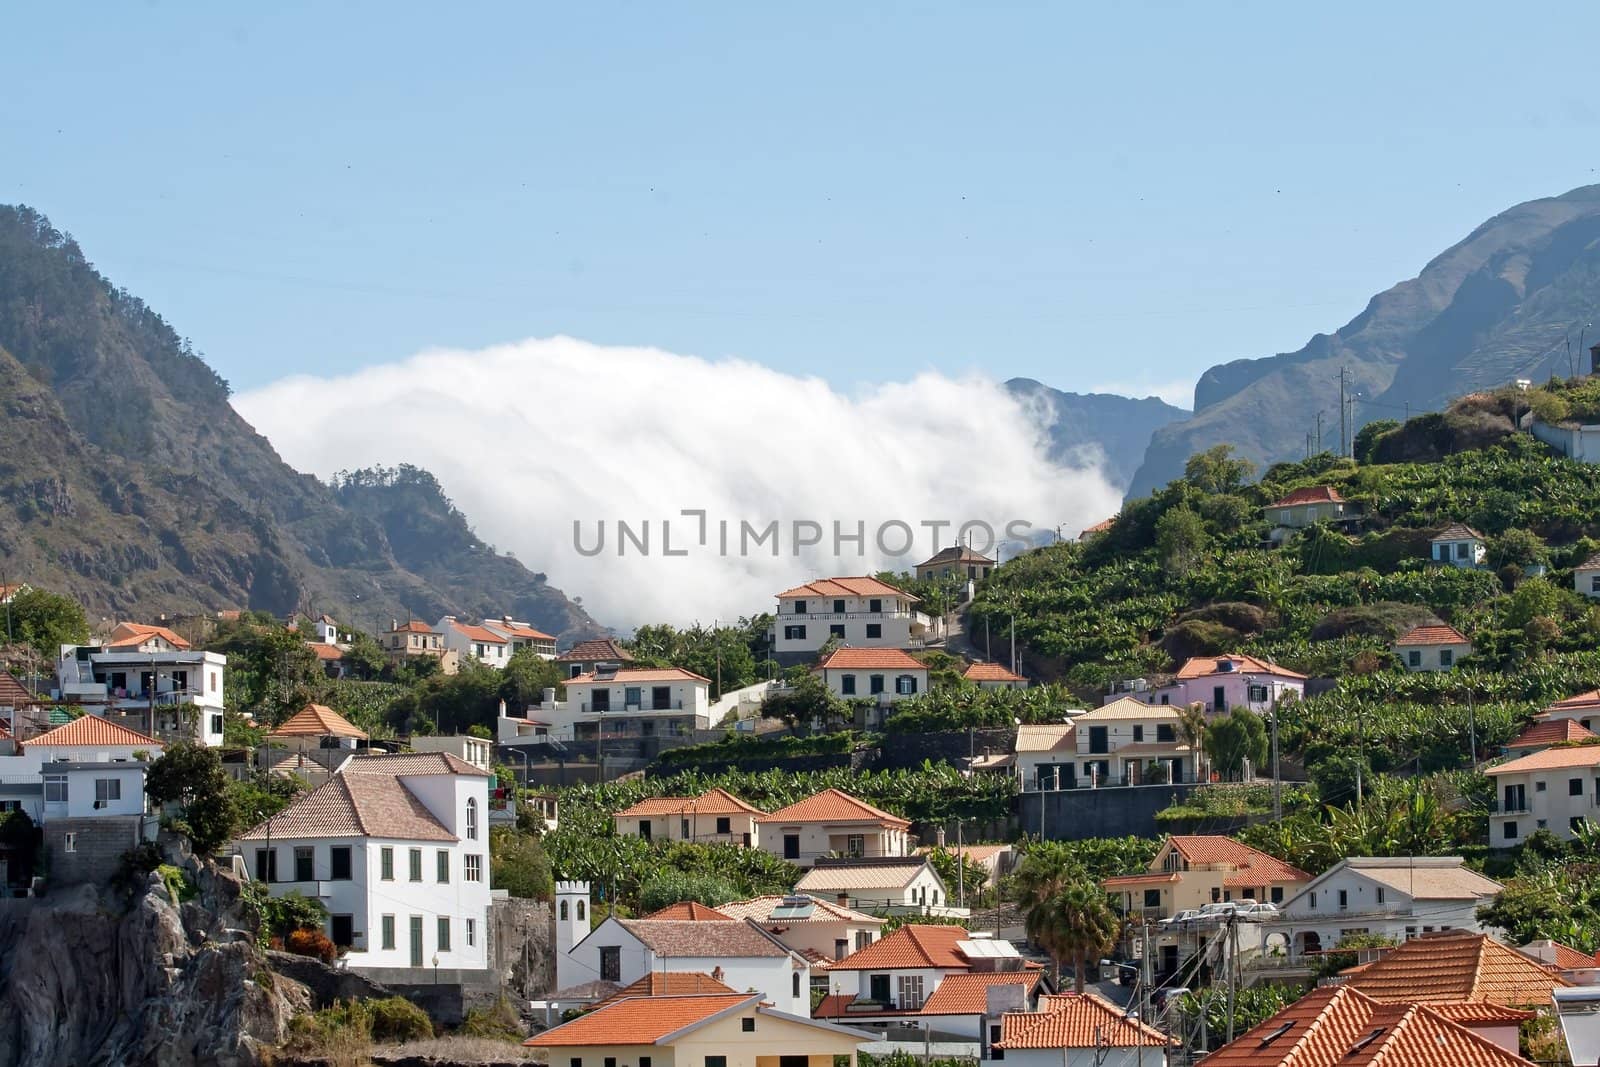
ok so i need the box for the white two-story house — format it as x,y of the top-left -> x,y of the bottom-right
233,752 -> 492,976
480,617 -> 557,658
57,629 -> 226,747
1072,698 -> 1192,786
813,647 -> 930,728
436,617 -> 511,670
1393,624 -> 1472,672
756,788 -> 911,868
1487,744 -> 1600,845
535,666 -> 711,743
612,787 -> 765,846
774,577 -> 934,655
795,857 -> 958,916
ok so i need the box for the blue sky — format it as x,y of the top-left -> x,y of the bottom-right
7,2 -> 1600,405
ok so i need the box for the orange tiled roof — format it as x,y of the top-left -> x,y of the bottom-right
0,672 -> 36,708
814,647 -> 927,672
1346,931 -> 1571,1007
1486,744 -> 1600,775
615,918 -> 793,958
714,894 -> 881,925
640,901 -> 734,921
523,993 -> 755,1047
1542,689 -> 1600,715
269,703 -> 368,740
445,619 -> 507,644
1080,516 -> 1116,535
389,620 -> 439,634
920,971 -> 1042,1016
1426,1000 -> 1536,1025
777,575 -> 914,600
1508,719 -> 1596,749
566,666 -> 712,685
756,787 -> 909,828
829,924 -> 970,971
589,972 -> 736,1011
306,642 -> 345,661
1198,985 -> 1532,1067
1167,835 -> 1312,886
1264,485 -> 1346,508
489,619 -> 556,642
962,661 -> 1025,683
615,788 -> 765,819
1394,623 -> 1470,646
23,714 -> 160,749
556,638 -> 635,663
236,770 -> 453,842
1538,942 -> 1597,971
105,621 -> 192,650
1173,654 -> 1307,680
995,993 -> 1168,1050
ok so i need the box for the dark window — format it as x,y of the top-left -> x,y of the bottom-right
869,974 -> 891,1003
1089,726 -> 1109,754
869,674 -> 885,694
1505,784 -> 1527,812
869,598 -> 882,612
330,847 -> 352,880
1505,820 -> 1519,840
716,816 -> 731,834
1408,650 -> 1421,667
783,834 -> 800,860
706,1058 -> 728,1067
1573,817 -> 1587,833
1573,778 -> 1586,797
591,689 -> 610,712
652,686 -> 671,709
1143,889 -> 1161,908
841,675 -> 856,695
1213,685 -> 1227,711
743,1016 -> 756,1032
210,713 -> 223,735
599,946 -> 621,982
640,1059 -> 651,1067
1439,649 -> 1454,667
829,624 -> 845,639
895,674 -> 918,695
793,600 -> 807,614
865,623 -> 882,639
1132,725 -> 1144,742
1247,684 -> 1269,703
255,848 -> 277,882
330,914 -> 353,947
832,599 -> 845,613
294,847 -> 314,882
784,624 -> 806,640
1271,886 -> 1283,904
1338,889 -> 1348,908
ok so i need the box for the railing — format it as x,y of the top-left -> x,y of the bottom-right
1494,803 -> 1531,816
581,701 -> 685,713
782,610 -> 918,621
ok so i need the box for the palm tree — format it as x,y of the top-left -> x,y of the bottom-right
1026,882 -> 1119,993
1178,701 -> 1209,783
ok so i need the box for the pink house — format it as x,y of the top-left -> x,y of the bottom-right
1147,654 -> 1306,713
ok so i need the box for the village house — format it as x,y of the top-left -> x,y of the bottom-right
408,734 -> 494,772
56,628 -> 226,747
553,882 -> 811,1016
1502,718 -> 1596,759
755,788 -> 911,868
306,642 -> 349,679
1261,485 -> 1360,542
1077,516 -> 1116,541
913,544 -> 995,584
1197,984 -> 1534,1067
1072,698 -> 1192,786
1519,939 -> 1600,983
1535,689 -> 1600,732
1430,523 -> 1489,568
1266,856 -> 1502,963
524,991 -> 873,1067
612,787 -> 765,846
436,616 -> 511,669
1487,743 -> 1600,844
479,616 -> 557,658
541,665 -> 712,742
713,893 -> 883,965
1147,653 -> 1306,713
795,856 -> 958,916
812,647 -> 930,728
1575,552 -> 1600,599
1393,623 -> 1472,671
773,577 -> 935,655
961,661 -> 1027,690
380,620 -> 458,673
993,992 -> 1171,1067
259,703 -> 368,786
233,752 -> 493,977
554,637 -> 635,678
1011,723 -> 1078,791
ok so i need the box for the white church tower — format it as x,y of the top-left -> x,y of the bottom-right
554,880 -> 592,990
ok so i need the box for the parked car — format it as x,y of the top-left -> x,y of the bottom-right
1161,909 -> 1202,928
1198,901 -> 1239,920
1234,901 -> 1279,920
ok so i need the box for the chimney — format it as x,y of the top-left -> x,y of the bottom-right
389,618 -> 397,631
837,892 -> 850,907
935,827 -> 946,848
542,687 -> 556,708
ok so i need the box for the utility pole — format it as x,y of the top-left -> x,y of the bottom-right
1138,920 -> 1152,1067
956,819 -> 964,910
1315,410 -> 1324,455
1225,917 -> 1240,1044
1009,614 -> 1017,676
1337,367 -> 1348,458
1467,676 -> 1478,770
1271,701 -> 1281,821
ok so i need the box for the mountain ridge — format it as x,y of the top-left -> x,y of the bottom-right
1003,377 -> 1188,492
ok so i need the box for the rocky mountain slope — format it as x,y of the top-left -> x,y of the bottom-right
0,205 -> 598,640
1128,184 -> 1600,499
1004,378 -> 1188,491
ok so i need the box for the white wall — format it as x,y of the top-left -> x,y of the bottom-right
774,593 -> 926,654
819,668 -> 928,703
1490,766 -> 1600,845
758,821 -> 911,867
58,764 -> 146,818
1394,642 -> 1471,671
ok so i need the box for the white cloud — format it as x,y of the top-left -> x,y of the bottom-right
1090,377 -> 1196,410
234,336 -> 1123,629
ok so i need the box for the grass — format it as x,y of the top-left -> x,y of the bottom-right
372,1036 -> 543,1061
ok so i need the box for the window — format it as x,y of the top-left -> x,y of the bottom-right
599,945 -> 621,982
331,915 -> 354,947
43,775 -> 67,803
835,938 -> 848,960
783,834 -> 800,860
1573,778 -> 1586,796
783,624 -> 806,641
1132,725 -> 1144,742
437,916 -> 451,952
1144,889 -> 1162,908
94,777 -> 121,807
559,901 -> 568,921
466,918 -> 476,946
381,915 -> 396,950
1271,886 -> 1283,904
380,847 -> 394,881
624,686 -> 641,707
1504,820 -> 1519,840
1537,781 -> 1548,792
743,1016 -> 757,1032
869,975 -> 891,1003
680,818 -> 690,837
846,834 -> 865,857
255,849 -> 278,882
1089,726 -> 1109,754
1156,723 -> 1176,742
869,674 -> 885,694
706,1058 -> 727,1067
1407,650 -> 1421,667
868,598 -> 882,613
1574,816 -> 1588,833
210,713 -> 223,735
576,899 -> 585,921
63,832 -> 76,853
896,974 -> 925,1010
295,847 -> 314,882
1505,784 -> 1527,812
570,1060 -> 582,1067
465,854 -> 483,882
1247,684 -> 1269,703
330,847 -> 352,880
832,599 -> 846,613
856,930 -> 874,950
1338,889 -> 1348,909
841,674 -> 856,695
1439,649 -> 1453,667
437,850 -> 450,883
409,849 -> 423,882
715,816 -> 731,835
639,1059 -> 650,1067
895,674 -> 918,695
1376,887 -> 1385,904
829,624 -> 845,639
466,797 -> 478,840
1309,891 -> 1318,908
1456,542 -> 1470,560
792,599 -> 807,614
865,623 -> 882,639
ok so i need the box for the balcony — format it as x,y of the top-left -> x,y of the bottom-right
581,700 -> 685,713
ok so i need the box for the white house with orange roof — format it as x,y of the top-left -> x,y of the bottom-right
1535,689 -> 1600,732
232,751 -> 492,975
1430,523 -> 1488,568
1262,485 -> 1360,542
554,637 -> 634,678
774,576 -> 935,655
1503,718 -> 1597,759
380,620 -> 457,673
479,616 -> 557,658
1393,623 -> 1472,672
435,616 -> 511,669
795,857 -> 958,916
993,991 -> 1170,1066
1072,698 -> 1192,786
715,893 -> 883,965
1147,653 -> 1306,714
533,665 -> 712,742
56,630 -> 226,747
962,661 -> 1027,690
260,703 -> 368,785
813,647 -> 929,728
756,788 -> 911,867
1487,743 -> 1600,845
612,787 -> 765,846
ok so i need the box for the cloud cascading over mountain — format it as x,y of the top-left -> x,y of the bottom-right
235,336 -> 1123,628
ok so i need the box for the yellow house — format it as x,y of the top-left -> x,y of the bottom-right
613,788 -> 767,846
1103,835 -> 1311,920
525,991 -> 874,1066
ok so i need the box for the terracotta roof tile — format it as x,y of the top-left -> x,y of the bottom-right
1174,654 -> 1307,680
920,971 -> 1041,1015
237,771 -> 454,842
23,714 -> 160,749
776,576 -> 914,600
306,643 -> 346,661
1542,689 -> 1600,714
962,662 -> 1025,682
1521,941 -> 1598,972
444,619 -> 507,644
1507,719 -> 1597,749
343,751 -> 491,777
1080,516 -> 1116,535
1346,931 -> 1569,1007
566,667 -> 711,685
615,788 -> 766,819
1077,697 -> 1182,721
757,788 -> 909,827
640,902 -> 734,921
995,993 -> 1168,1050
524,993 -> 755,1047
1264,485 -> 1347,508
714,894 -> 881,926
1394,623 -> 1470,646
1014,724 -> 1076,753
615,918 -> 794,958
1167,836 -> 1311,885
589,972 -> 736,1011
269,703 -> 368,740
829,925 -> 970,971
0,672 -> 37,708
105,621 -> 192,650
1425,1000 -> 1536,1024
1486,744 -> 1600,775
389,620 -> 439,634
814,647 -> 928,672
556,638 -> 635,663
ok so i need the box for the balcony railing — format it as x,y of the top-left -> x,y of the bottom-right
582,701 -> 685,713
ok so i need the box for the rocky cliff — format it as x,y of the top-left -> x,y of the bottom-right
1004,378 -> 1189,491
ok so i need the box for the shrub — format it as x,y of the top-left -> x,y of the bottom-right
1310,602 -> 1439,641
1160,619 -> 1243,662
366,996 -> 434,1042
286,927 -> 338,963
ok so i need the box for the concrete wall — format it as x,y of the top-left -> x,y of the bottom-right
1019,784 -> 1203,841
45,817 -> 143,887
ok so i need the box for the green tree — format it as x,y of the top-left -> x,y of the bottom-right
1353,419 -> 1400,464
1489,528 -> 1548,570
1205,708 -> 1268,779
500,647 -> 563,714
636,870 -> 740,913
1184,444 -> 1255,495
1025,882 -> 1119,993
1177,702 -> 1209,780
1155,505 -> 1208,577
490,826 -> 555,900
145,742 -> 241,854
3,587 -> 89,659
